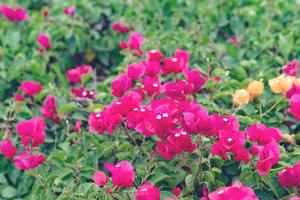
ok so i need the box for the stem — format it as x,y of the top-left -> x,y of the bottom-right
196,136 -> 204,183
125,192 -> 133,200
121,123 -> 148,156
261,96 -> 285,118
278,193 -> 297,200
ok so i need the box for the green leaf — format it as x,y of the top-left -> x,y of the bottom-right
1,186 -> 17,199
185,174 -> 194,193
58,103 -> 77,114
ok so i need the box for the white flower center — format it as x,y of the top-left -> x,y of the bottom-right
175,133 -> 180,137
162,113 -> 169,118
223,118 -> 229,122
172,58 -> 178,62
89,91 -> 94,95
116,101 -> 121,105
156,115 -> 162,120
82,91 -> 87,96
133,108 -> 139,111
153,83 -> 159,87
116,164 -> 120,167
140,108 -> 146,112
217,190 -> 224,194
96,113 -> 101,118
227,138 -> 233,142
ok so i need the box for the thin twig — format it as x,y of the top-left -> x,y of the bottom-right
121,122 -> 148,156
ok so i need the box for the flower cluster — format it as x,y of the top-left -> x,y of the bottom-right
119,32 -> 145,56
205,180 -> 259,200
246,123 -> 281,174
0,3 -> 27,22
89,43 -> 211,160
0,117 -> 46,170
66,64 -> 95,99
267,59 -> 300,121
278,161 -> 300,189
232,80 -> 264,106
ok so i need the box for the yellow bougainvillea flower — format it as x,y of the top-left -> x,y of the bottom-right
247,80 -> 264,97
268,74 -> 293,94
232,89 -> 250,106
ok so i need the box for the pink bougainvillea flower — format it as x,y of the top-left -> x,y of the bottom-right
16,116 -> 46,147
88,107 -> 122,135
146,50 -> 163,62
64,5 -> 76,16
290,94 -> 300,121
14,151 -> 45,170
138,98 -> 180,139
184,69 -> 206,93
93,170 -> 108,187
112,22 -> 131,33
256,142 -> 280,175
162,57 -> 182,76
128,32 -> 144,56
214,76 -> 222,82
234,147 -> 251,163
110,91 -> 142,117
88,112 -> 107,135
41,95 -> 60,123
251,145 -> 262,155
166,129 -> 196,153
287,84 -> 300,98
119,40 -> 128,49
43,10 -> 49,17
104,160 -> 135,188
154,130 -> 193,160
0,4 -> 28,22
111,73 -> 132,98
74,120 -> 82,133
291,197 -> 300,200
164,80 -> 190,100
172,187 -> 182,197
278,161 -> 300,188
283,59 -> 298,76
182,106 -> 215,136
37,33 -> 51,50
66,64 -> 93,83
126,106 -> 149,129
19,80 -> 42,97
135,182 -> 160,200
174,49 -> 190,69
211,114 -> 240,134
142,76 -> 161,97
155,141 -> 175,160
70,87 -> 95,99
0,139 -> 17,159
211,130 -> 249,162
209,180 -> 259,200
246,123 -> 281,145
127,62 -> 146,81
229,36 -> 239,46
13,93 -> 25,102
145,61 -> 161,77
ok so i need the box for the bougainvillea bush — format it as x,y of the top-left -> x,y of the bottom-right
1,0 -> 300,199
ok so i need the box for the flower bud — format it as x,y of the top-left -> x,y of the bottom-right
269,75 -> 293,94
247,80 -> 264,97
232,89 -> 250,106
